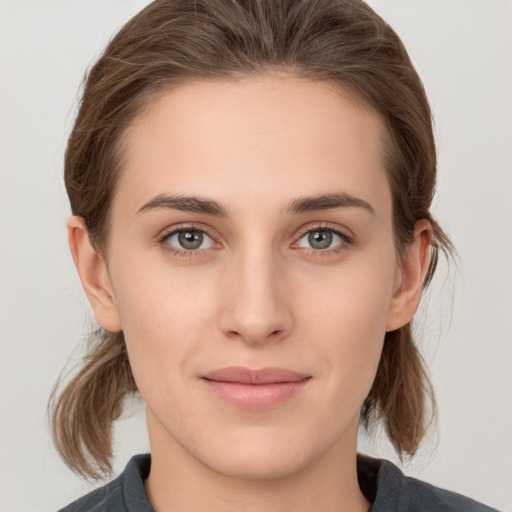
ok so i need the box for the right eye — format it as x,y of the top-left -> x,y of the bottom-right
162,229 -> 215,252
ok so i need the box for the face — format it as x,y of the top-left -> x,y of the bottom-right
94,74 -> 409,479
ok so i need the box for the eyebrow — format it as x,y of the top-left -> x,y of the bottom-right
285,193 -> 375,216
136,192 -> 375,217
137,194 -> 228,217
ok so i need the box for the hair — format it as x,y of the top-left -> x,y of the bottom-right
49,0 -> 454,479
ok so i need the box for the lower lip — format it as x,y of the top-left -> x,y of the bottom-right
201,378 -> 311,410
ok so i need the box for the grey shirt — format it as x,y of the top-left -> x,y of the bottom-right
58,453 -> 500,511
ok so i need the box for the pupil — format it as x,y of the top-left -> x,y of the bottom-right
309,230 -> 332,249
179,230 -> 203,249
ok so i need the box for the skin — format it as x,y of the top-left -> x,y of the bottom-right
68,72 -> 432,512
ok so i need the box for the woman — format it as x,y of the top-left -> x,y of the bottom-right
50,0 -> 499,510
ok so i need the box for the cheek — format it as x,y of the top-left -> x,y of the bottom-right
108,251 -> 219,393
300,244 -> 397,338
297,246 -> 397,397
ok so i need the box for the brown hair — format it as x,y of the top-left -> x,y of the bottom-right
50,0 -> 454,479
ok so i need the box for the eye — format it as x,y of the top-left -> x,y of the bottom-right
164,229 -> 215,251
297,229 -> 346,250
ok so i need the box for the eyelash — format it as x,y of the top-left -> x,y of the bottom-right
294,224 -> 353,257
157,224 -> 217,259
157,223 -> 353,259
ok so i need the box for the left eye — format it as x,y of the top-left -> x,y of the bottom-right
165,229 -> 215,251
297,229 -> 344,250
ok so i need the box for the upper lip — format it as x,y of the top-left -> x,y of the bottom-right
201,366 -> 311,384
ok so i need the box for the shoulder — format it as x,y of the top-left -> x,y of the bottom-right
58,478 -> 123,512
58,454 -> 154,512
397,468 -> 500,512
357,454 -> 501,512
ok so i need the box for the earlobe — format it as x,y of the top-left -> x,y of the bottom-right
385,219 -> 433,332
67,215 -> 122,333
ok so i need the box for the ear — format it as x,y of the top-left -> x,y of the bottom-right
386,219 -> 433,332
67,215 -> 122,332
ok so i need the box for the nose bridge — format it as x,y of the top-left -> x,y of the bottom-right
220,236 -> 292,344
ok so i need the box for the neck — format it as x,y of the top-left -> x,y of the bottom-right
144,415 -> 370,512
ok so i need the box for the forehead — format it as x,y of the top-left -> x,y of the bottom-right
116,73 -> 391,218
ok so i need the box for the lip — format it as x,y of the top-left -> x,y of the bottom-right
201,366 -> 311,384
200,366 -> 312,410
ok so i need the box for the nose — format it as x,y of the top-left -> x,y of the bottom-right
219,244 -> 294,346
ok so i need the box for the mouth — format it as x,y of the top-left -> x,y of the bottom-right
200,366 -> 312,410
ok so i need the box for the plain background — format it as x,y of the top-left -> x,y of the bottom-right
1,1 -> 511,510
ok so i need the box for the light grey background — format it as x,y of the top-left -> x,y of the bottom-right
1,1 -> 511,511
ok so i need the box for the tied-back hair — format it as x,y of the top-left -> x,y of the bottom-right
50,0 -> 455,479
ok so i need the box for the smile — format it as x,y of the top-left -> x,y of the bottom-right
200,366 -> 312,410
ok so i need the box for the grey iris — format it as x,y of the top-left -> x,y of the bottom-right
309,230 -> 333,249
178,230 -> 203,250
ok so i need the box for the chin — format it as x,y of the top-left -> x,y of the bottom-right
211,454 -> 307,481
199,429 -> 314,481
